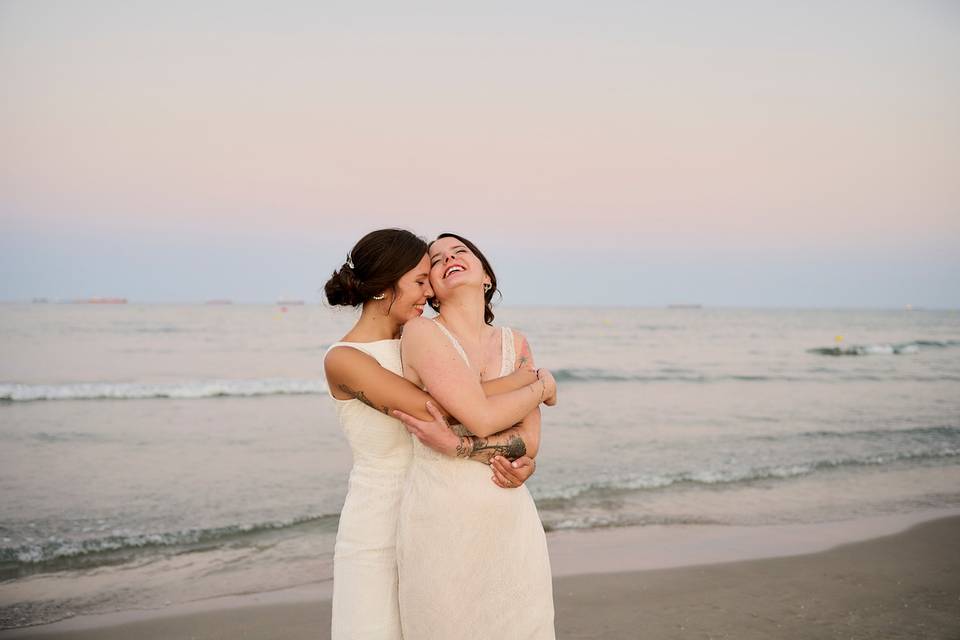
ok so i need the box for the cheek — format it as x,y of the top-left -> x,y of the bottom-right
397,286 -> 415,304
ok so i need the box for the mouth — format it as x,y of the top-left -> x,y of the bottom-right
413,304 -> 424,313
442,264 -> 466,279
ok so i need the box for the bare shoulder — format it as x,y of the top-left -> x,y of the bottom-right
401,316 -> 440,343
510,327 -> 530,351
324,344 -> 376,375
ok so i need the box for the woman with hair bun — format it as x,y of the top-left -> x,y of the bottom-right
322,228 -> 557,640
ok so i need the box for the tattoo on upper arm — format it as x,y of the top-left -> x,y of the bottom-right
337,384 -> 390,415
517,337 -> 533,369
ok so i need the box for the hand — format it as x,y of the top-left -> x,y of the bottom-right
510,365 -> 537,382
516,359 -> 536,375
536,368 -> 557,406
393,401 -> 459,457
490,455 -> 536,489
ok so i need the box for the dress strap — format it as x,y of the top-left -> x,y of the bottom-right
325,341 -> 376,359
431,319 -> 470,366
500,327 -> 516,377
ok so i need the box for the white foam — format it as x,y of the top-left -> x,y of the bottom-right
0,379 -> 326,402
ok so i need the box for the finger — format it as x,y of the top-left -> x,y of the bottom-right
492,455 -> 519,477
392,410 -> 428,430
424,401 -> 445,422
510,456 -> 534,469
492,457 -> 523,485
491,464 -> 515,488
392,409 -> 416,425
489,460 -> 509,487
508,457 -> 535,481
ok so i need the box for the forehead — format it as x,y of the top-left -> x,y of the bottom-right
401,253 -> 430,278
429,237 -> 465,255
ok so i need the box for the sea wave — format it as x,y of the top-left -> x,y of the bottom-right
789,424 -> 960,441
550,369 -> 814,383
549,368 -> 960,384
0,513 -> 339,566
533,446 -> 960,506
0,379 -> 326,401
808,339 -> 960,356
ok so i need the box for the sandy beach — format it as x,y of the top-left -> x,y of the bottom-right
5,510 -> 958,640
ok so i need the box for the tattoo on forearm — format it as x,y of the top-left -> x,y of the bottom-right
337,384 -> 390,415
456,433 -> 527,461
449,423 -> 472,437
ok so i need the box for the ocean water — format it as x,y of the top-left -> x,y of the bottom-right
1,303 -> 959,628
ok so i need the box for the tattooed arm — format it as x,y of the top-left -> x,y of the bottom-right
324,345 -> 543,463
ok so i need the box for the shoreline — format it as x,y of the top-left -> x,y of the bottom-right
3,507 -> 959,638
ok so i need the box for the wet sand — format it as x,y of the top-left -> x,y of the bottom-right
4,513 -> 959,639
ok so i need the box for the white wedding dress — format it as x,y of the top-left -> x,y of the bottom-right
326,339 -> 411,640
396,322 -> 556,639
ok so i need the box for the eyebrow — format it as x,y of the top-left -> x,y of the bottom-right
429,245 -> 467,260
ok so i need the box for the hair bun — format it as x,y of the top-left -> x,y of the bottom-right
324,266 -> 363,307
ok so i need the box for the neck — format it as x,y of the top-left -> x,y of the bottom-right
437,290 -> 488,342
344,301 -> 402,341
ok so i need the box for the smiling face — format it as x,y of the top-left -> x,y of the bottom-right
386,253 -> 434,324
428,236 -> 491,302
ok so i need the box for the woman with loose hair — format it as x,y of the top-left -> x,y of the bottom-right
322,228 -> 557,640
393,232 -> 556,639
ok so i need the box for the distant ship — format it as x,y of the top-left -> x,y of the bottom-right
31,297 -> 50,304
667,304 -> 702,309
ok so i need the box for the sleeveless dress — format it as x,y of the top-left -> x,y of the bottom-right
326,339 -> 412,640
396,323 -> 556,639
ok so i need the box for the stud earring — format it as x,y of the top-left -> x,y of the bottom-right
372,293 -> 386,300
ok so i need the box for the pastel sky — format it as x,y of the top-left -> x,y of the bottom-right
2,1 -> 958,306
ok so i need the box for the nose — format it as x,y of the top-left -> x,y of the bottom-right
423,281 -> 434,298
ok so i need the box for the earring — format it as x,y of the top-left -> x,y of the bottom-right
483,283 -> 492,293
372,293 -> 386,300
430,300 -> 440,310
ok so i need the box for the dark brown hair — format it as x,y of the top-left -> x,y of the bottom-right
430,232 -> 499,325
325,229 -> 428,308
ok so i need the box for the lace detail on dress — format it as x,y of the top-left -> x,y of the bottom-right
500,326 -> 515,376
